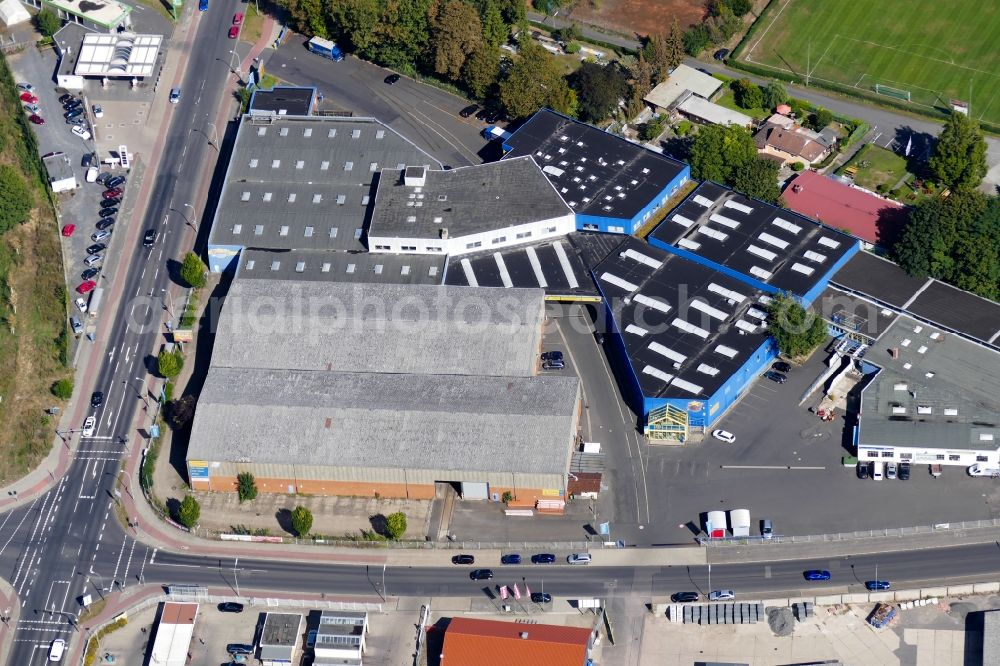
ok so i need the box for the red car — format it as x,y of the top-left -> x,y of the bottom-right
228,25 -> 239,38
29,114 -> 45,125
76,280 -> 97,294
232,12 -> 243,24
19,92 -> 38,104
103,188 -> 123,199
61,224 -> 76,237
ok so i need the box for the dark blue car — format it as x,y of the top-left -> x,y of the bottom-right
531,553 -> 556,564
865,580 -> 891,590
500,554 -> 521,565
198,0 -> 208,10
804,570 -> 831,581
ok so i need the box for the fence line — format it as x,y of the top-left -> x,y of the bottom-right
697,518 -> 1000,546
209,532 -> 597,551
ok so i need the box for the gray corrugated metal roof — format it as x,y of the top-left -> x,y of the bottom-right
209,115 -> 439,251
187,367 -> 580,473
213,280 -> 544,377
237,249 -> 445,285
368,157 -> 571,240
984,610 -> 1000,666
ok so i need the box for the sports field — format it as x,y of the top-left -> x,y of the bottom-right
740,0 -> 1000,127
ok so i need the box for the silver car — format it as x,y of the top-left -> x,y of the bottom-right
91,229 -> 111,242
84,254 -> 103,266
709,589 -> 735,601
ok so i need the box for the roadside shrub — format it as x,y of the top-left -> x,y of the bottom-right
564,41 -> 581,54
237,472 -> 258,503
790,161 -> 805,172
50,378 -> 73,399
157,349 -> 183,378
385,511 -> 407,539
290,505 -> 313,536
176,495 -> 200,528
179,251 -> 206,289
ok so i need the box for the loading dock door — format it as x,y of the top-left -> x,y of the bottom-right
461,481 -> 489,500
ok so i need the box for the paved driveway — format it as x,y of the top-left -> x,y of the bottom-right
262,35 -> 490,167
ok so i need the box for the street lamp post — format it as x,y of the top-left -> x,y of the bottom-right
181,203 -> 197,229
234,557 -> 240,598
205,123 -> 219,150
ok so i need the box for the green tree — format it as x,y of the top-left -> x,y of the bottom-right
429,0 -> 482,80
176,495 -> 200,529
290,505 -> 313,536
732,78 -> 763,109
761,82 -> 787,110
664,18 -> 686,73
499,39 -> 575,119
480,0 -> 507,48
705,2 -> 741,43
0,165 -> 31,234
766,292 -> 829,358
640,116 -> 665,141
642,33 -> 673,85
461,46 -> 499,98
385,511 -> 407,539
51,378 -> 74,399
35,8 -> 61,37
166,395 -> 196,430
552,23 -> 581,44
683,24 -> 710,56
569,61 -> 629,123
928,112 -> 988,191
806,107 -> 833,131
731,158 -> 781,203
723,0 -> 752,16
180,251 -> 206,289
688,124 -> 758,183
157,349 -> 183,378
237,472 -> 258,503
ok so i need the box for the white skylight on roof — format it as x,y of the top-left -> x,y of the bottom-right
758,232 -> 789,249
981,433 -> 995,441
900,338 -> 911,347
944,408 -> 958,416
322,263 -> 331,273
642,365 -> 673,383
917,405 -> 932,414
917,345 -> 928,354
749,266 -> 773,280
818,236 -> 841,249
746,307 -> 768,320
295,261 -> 305,272
747,245 -> 777,261
241,191 -> 250,201
790,262 -> 815,275
649,341 -> 687,364
734,319 -> 757,333
677,238 -> 701,250
634,293 -> 671,314
772,217 -> 802,234
601,272 -> 638,291
673,214 -> 694,228
723,200 -> 753,214
689,299 -> 727,321
709,213 -> 740,229
892,405 -> 907,414
698,226 -> 728,241
693,194 -> 714,207
625,324 -> 648,336
803,250 -> 827,263
671,318 -> 709,339
669,377 -> 703,395
930,331 -> 941,340
707,283 -> 747,303
622,248 -> 663,269
543,165 -> 565,177
714,344 -> 738,358
697,363 -> 720,376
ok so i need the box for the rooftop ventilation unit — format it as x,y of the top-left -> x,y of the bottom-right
403,165 -> 427,187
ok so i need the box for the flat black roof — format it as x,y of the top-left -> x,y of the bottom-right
908,281 -> 1000,345
238,249 -> 445,285
249,87 -> 315,116
594,237 -> 771,400
368,157 -> 570,240
650,182 -> 856,297
501,108 -> 687,220
830,251 -> 928,309
444,234 -> 598,296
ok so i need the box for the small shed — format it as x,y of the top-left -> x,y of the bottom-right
260,613 -> 303,666
0,0 -> 30,26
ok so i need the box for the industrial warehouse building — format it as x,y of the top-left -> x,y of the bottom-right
500,108 -> 691,234
187,281 -> 581,501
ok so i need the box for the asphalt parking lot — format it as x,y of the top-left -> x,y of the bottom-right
263,36 -> 493,168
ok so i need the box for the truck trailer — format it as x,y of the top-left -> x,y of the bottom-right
307,36 -> 344,62
730,509 -> 751,537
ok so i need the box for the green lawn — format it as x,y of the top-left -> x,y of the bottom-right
713,88 -> 769,121
837,144 -> 908,192
740,0 -> 1000,127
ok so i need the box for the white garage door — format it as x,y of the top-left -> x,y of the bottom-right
461,481 -> 489,500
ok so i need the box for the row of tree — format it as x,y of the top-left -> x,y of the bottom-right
682,0 -> 753,57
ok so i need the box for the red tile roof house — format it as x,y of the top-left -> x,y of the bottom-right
782,171 -> 909,247
435,616 -> 598,666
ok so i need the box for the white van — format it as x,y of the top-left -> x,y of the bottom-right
48,638 -> 65,662
968,463 -> 1000,477
872,461 -> 885,481
86,167 -> 99,183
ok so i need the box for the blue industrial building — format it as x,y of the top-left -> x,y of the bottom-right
500,109 -> 690,235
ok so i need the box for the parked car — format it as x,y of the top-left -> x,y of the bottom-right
804,570 -> 832,581
772,361 -> 791,373
764,370 -> 787,384
886,462 -> 897,480
857,461 -> 870,479
77,280 -> 97,294
713,48 -> 729,60
48,637 -> 66,662
451,554 -> 475,565
67,117 -> 87,126
24,103 -> 41,114
671,592 -> 700,603
898,461 -> 910,480
217,602 -> 244,613
103,188 -> 123,199
92,229 -> 111,242
100,198 -> 120,208
500,553 -> 521,565
96,219 -> 115,231
29,114 -> 44,125
19,91 -> 38,104
90,391 -> 104,407
58,93 -> 74,104
865,580 -> 891,591
16,82 -> 34,92
86,243 -> 106,255
531,553 -> 556,564
74,297 -> 88,313
99,207 -> 117,218
712,429 -> 736,444
384,73 -> 401,85
82,416 -> 96,437
228,25 -> 239,38
233,11 -> 243,24
84,254 -> 103,267
541,351 -> 564,362
70,316 -> 83,335
709,589 -> 735,601
460,104 -> 479,118
63,100 -> 82,111
169,87 -> 181,104
530,592 -> 552,604
567,553 -> 592,565
72,125 -> 91,140
227,644 -> 254,655
469,569 -> 494,580
541,360 -> 564,370
81,268 -> 100,280
95,172 -> 111,185
761,518 -> 773,539
968,463 -> 1000,477
61,224 -> 76,237
82,153 -> 95,168
143,229 -> 157,247
871,461 -> 885,481
106,175 -> 126,189
64,108 -> 83,120
92,104 -> 103,118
